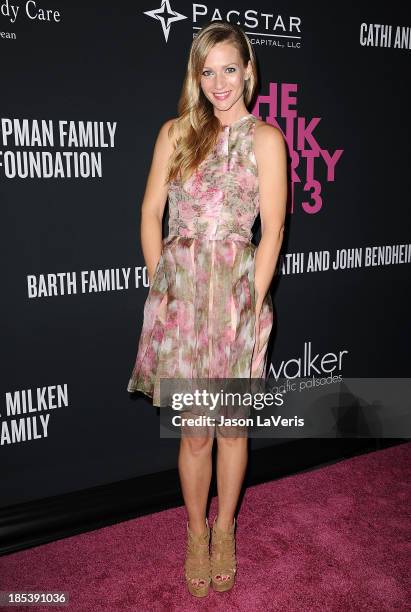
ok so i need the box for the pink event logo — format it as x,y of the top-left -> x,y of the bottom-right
253,83 -> 343,214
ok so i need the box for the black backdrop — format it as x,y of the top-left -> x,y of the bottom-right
1,1 -> 410,508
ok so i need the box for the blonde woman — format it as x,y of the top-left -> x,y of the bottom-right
127,20 -> 287,596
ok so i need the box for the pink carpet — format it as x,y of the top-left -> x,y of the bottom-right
1,443 -> 410,611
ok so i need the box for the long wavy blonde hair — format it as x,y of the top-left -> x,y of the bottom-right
166,21 -> 258,185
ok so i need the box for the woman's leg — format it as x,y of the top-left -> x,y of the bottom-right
178,428 -> 214,535
215,434 -> 248,529
209,432 -> 247,586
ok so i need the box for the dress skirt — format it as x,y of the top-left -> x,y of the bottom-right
127,235 -> 274,407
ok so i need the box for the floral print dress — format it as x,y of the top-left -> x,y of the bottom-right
127,114 -> 273,406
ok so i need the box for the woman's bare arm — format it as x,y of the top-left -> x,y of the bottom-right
139,118 -> 177,283
253,122 -> 287,315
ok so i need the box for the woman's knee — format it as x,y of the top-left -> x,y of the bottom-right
180,434 -> 213,457
216,431 -> 248,448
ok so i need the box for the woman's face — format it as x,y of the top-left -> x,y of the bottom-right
200,42 -> 250,112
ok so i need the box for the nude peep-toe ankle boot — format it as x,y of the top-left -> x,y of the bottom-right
184,519 -> 211,597
210,517 -> 237,592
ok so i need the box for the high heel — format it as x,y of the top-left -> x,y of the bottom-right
210,517 -> 237,592
184,519 -> 211,597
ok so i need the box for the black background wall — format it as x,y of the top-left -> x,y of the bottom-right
1,1 -> 410,520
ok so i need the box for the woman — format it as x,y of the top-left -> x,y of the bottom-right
127,21 -> 287,597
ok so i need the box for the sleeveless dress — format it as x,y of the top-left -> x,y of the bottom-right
127,113 -> 274,406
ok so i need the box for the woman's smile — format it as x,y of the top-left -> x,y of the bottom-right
213,91 -> 231,100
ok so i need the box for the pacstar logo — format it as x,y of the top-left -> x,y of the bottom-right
143,1 -> 302,48
143,0 -> 187,43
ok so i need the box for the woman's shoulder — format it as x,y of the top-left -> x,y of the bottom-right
254,118 -> 286,154
254,117 -> 284,138
158,117 -> 181,149
252,119 -> 287,173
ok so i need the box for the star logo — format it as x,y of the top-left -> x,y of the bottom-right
143,0 -> 188,42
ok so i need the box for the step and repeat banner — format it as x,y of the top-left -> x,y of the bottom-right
1,1 -> 410,506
